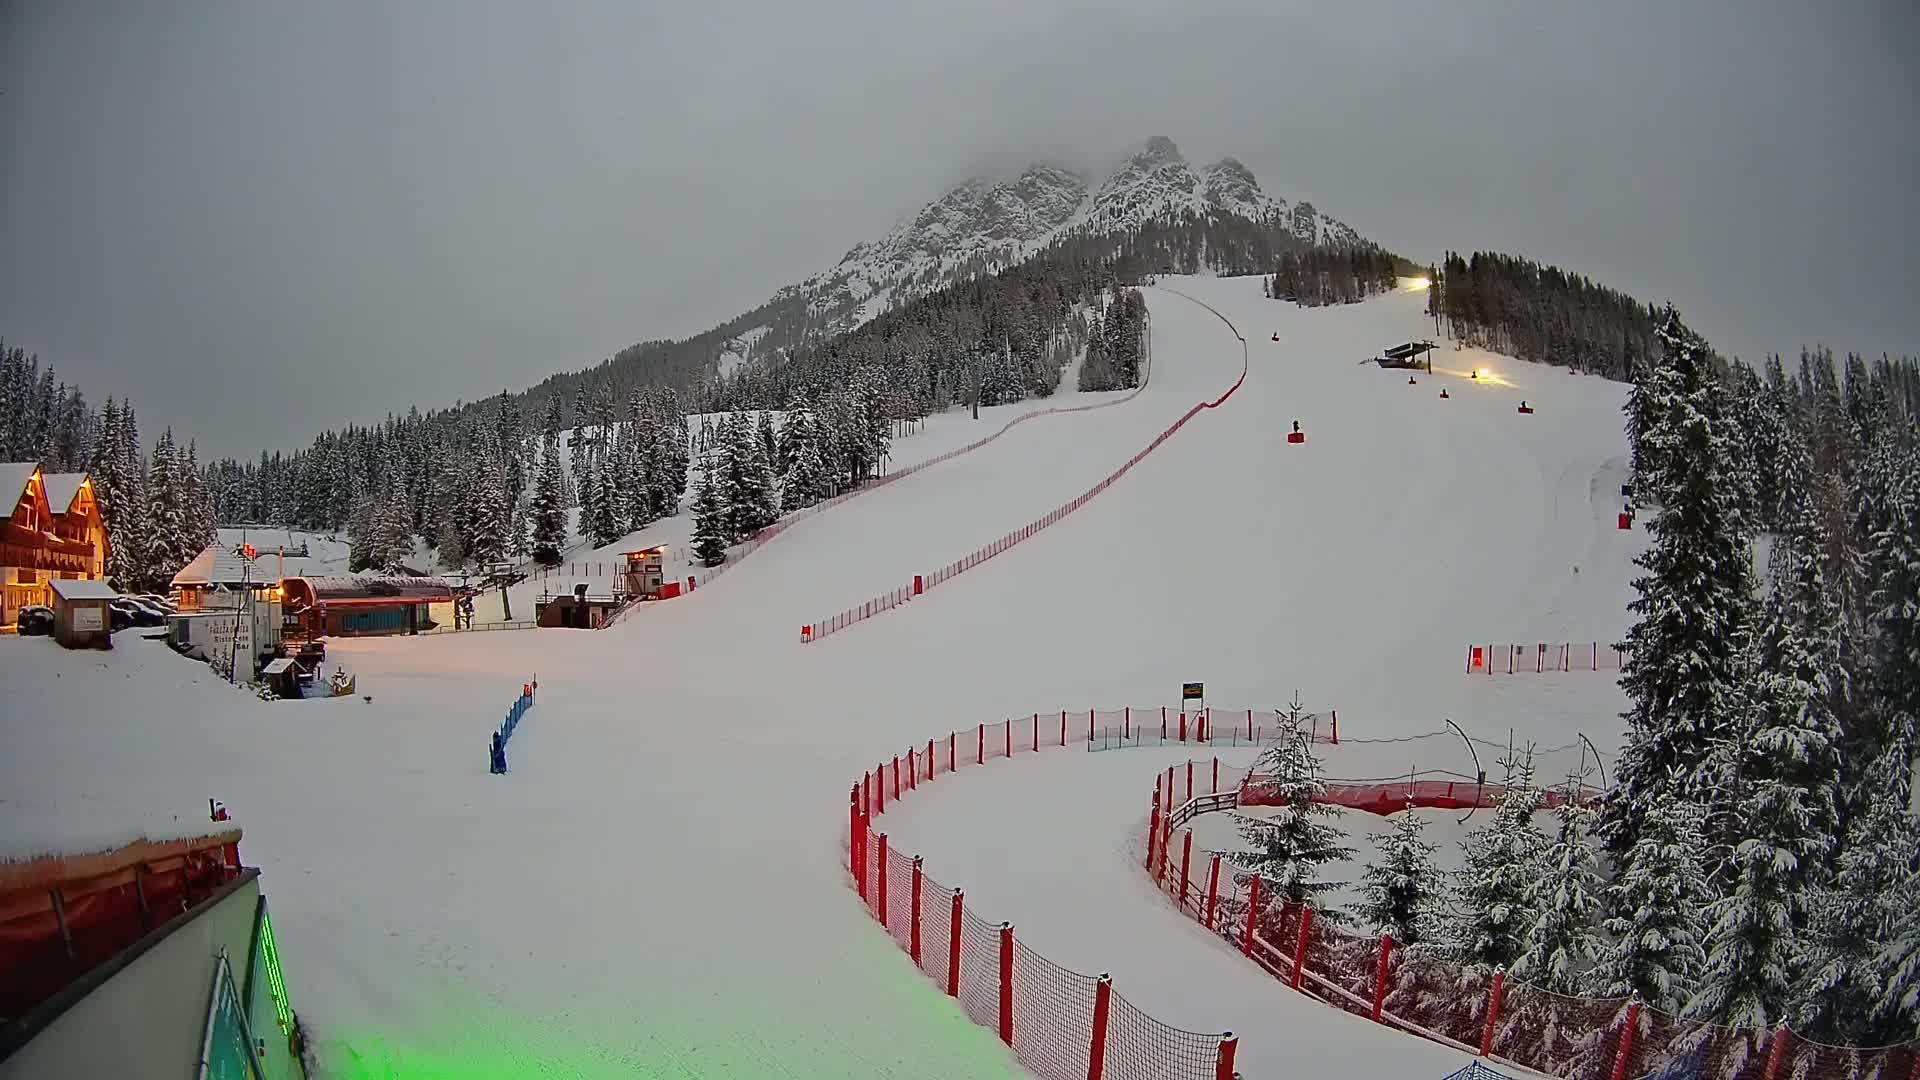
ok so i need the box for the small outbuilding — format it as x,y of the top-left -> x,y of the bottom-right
282,575 -> 454,638
49,577 -> 118,649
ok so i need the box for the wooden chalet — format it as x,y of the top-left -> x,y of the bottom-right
1,463 -> 110,627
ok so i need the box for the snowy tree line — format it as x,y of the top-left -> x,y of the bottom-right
688,388 -> 895,567
1236,307 -> 1920,1054
712,258 -> 1139,417
1262,247 -> 1400,308
1,343 -> 217,593
1077,287 -> 1148,392
1426,251 -> 1670,382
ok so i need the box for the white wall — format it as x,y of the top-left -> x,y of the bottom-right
0,875 -> 262,1079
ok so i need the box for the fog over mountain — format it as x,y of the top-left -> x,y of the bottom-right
1,2 -> 1914,457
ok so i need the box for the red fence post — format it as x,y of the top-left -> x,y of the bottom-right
907,748 -> 916,791
1162,707 -> 1168,740
977,723 -> 984,765
1179,831 -> 1194,908
998,923 -> 1015,1047
1204,854 -> 1222,929
947,889 -> 964,998
1124,706 -> 1130,740
864,770 -> 873,815
1762,1025 -> 1791,1080
1608,1000 -> 1642,1080
1088,974 -> 1112,1080
1331,709 -> 1339,744
1146,789 -> 1161,871
1179,711 -> 1188,742
876,764 -> 886,813
851,785 -> 866,900
876,833 -> 890,925
1061,710 -> 1067,747
927,739 -> 935,780
1290,904 -> 1313,989
1213,757 -> 1220,794
1185,760 -> 1193,802
892,755 -> 901,800
1215,1033 -> 1238,1080
1479,968 -> 1505,1057
949,731 -> 956,773
1005,721 -> 1012,759
910,855 -> 924,965
1033,713 -> 1039,752
1241,875 -> 1262,957
1371,933 -> 1394,1023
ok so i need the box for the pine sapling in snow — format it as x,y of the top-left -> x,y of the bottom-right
1796,787 -> 1916,1044
1354,804 -> 1439,947
1511,795 -> 1604,995
1585,774 -> 1709,1014
1444,749 -> 1549,971
1237,700 -> 1352,910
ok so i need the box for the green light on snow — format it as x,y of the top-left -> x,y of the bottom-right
257,907 -> 294,1035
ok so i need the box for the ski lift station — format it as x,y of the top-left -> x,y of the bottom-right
1375,340 -> 1436,370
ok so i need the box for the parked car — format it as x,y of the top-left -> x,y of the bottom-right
15,606 -> 54,636
112,597 -> 168,627
107,603 -> 133,633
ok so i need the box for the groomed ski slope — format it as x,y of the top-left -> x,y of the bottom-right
0,276 -> 1644,1078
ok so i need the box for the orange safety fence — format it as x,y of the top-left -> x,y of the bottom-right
805,288 -> 1249,645
1146,763 -> 1920,1080
845,710 -> 1240,1079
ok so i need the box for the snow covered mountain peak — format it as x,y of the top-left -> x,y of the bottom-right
764,137 -> 1366,335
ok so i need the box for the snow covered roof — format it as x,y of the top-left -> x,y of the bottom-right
49,578 -> 118,601
287,574 -> 454,603
172,542 -> 314,588
40,472 -> 88,512
0,462 -> 37,509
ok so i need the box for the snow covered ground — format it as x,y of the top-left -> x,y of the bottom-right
0,276 -> 1645,1078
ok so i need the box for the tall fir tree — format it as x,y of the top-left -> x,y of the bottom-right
1603,305 -> 1756,860
528,437 -> 567,566
689,461 -> 727,567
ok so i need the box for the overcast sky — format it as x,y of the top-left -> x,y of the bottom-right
3,2 -> 1915,459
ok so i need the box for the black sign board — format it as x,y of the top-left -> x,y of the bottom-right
1181,682 -> 1204,701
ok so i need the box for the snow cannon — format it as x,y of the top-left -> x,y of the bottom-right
1618,513 -> 1631,530
1271,332 -> 1279,342
1408,375 -> 1418,385
1439,388 -> 1450,399
801,624 -> 813,643
1517,401 -> 1534,415
1287,420 -> 1305,445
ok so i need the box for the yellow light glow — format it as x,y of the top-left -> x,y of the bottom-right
1405,277 -> 1431,291
1476,368 -> 1491,380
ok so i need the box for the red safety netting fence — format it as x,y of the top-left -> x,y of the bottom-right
608,327 -> 1159,631
1466,642 -> 1629,674
804,289 -> 1249,645
1144,765 -> 1920,1080
845,709 -> 1242,1080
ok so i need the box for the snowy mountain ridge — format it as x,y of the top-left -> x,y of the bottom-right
765,136 -> 1361,339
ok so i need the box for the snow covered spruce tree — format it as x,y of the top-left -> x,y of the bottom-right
1585,774 -> 1709,1013
1237,700 -> 1352,910
1510,795 -> 1604,994
1858,439 -> 1920,813
1444,749 -> 1549,971
1684,664 -> 1820,1030
1795,786 -> 1917,1044
689,460 -> 727,568
1603,305 -> 1756,861
1354,805 -> 1439,946
528,434 -> 567,566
